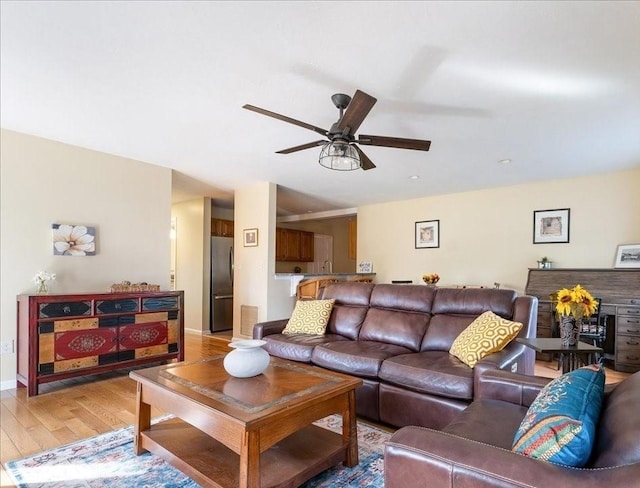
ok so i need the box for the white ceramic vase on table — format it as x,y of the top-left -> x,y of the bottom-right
223,339 -> 270,378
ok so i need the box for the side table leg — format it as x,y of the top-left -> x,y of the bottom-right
343,390 -> 359,468
134,382 -> 151,455
239,430 -> 260,488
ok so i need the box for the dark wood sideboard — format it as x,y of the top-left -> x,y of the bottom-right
17,290 -> 184,396
525,269 -> 640,373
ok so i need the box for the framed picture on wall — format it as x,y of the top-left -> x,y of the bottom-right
533,208 -> 570,244
614,244 -> 640,268
243,228 -> 258,247
415,220 -> 440,249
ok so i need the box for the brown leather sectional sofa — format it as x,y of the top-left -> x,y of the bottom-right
253,282 -> 538,429
385,369 -> 640,487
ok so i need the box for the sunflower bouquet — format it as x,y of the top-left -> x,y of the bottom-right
552,284 -> 598,319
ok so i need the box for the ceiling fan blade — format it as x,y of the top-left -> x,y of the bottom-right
243,104 -> 328,137
337,90 -> 377,135
354,146 -> 376,171
358,134 -> 431,151
276,140 -> 327,154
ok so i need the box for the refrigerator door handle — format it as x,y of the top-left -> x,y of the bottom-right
214,294 -> 233,300
229,246 -> 234,287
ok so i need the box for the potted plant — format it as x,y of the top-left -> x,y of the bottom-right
551,284 -> 598,346
537,257 -> 552,269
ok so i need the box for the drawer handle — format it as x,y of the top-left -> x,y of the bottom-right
115,303 -> 121,310
627,341 -> 640,345
626,319 -> 640,324
626,329 -> 640,333
627,310 -> 640,315
627,356 -> 640,361
63,306 -> 71,314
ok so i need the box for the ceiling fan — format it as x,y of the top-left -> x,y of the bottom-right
243,90 -> 431,171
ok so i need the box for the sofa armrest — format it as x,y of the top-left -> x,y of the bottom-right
475,369 -> 550,406
252,319 -> 288,339
384,426 -> 640,488
473,341 -> 532,395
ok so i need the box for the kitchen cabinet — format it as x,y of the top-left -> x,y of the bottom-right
17,291 -> 184,396
276,228 -> 314,262
211,218 -> 234,237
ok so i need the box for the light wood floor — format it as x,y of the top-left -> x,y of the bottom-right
0,332 -> 630,487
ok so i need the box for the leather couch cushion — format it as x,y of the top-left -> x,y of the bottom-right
369,284 -> 435,313
359,308 -> 430,351
449,311 -> 523,367
263,333 -> 349,362
282,299 -> 335,335
512,364 -> 605,467
311,340 -> 411,378
379,351 -> 474,400
421,315 -> 474,351
321,282 -> 374,306
326,304 -> 368,340
443,398 -> 528,450
432,288 -> 517,318
591,370 -> 640,468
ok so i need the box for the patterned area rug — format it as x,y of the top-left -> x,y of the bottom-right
5,415 -> 391,487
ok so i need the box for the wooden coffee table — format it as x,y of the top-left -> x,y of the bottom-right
130,356 -> 362,488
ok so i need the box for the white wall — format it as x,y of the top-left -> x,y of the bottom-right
171,197 -> 211,333
0,129 -> 172,389
358,168 -> 640,293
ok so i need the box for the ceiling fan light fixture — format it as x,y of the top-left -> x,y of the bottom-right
318,140 -> 361,171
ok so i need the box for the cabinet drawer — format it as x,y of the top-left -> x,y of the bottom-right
618,336 -> 640,349
617,321 -> 640,335
618,307 -> 640,316
142,296 -> 178,311
96,299 -> 139,314
616,347 -> 640,366
39,301 -> 91,319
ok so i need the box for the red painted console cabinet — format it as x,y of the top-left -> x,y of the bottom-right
16,290 -> 184,396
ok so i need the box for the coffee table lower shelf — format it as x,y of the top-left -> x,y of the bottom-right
140,418 -> 347,488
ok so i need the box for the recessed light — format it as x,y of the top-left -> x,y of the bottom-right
498,159 -> 512,165
409,175 -> 420,180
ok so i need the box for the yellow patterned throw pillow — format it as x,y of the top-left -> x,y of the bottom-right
282,299 -> 336,335
449,310 -> 523,368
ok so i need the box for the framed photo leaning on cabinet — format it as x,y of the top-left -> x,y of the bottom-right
614,244 -> 640,268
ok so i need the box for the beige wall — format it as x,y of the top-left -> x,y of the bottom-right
358,168 -> 640,292
0,129 -> 172,389
171,198 -> 211,333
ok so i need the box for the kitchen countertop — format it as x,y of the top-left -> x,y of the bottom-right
274,273 -> 376,295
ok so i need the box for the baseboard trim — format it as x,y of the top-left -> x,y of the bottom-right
1,379 -> 17,391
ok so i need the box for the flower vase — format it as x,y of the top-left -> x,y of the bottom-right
559,316 -> 581,346
223,339 -> 270,378
35,281 -> 49,295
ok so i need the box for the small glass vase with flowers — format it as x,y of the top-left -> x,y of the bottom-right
551,284 -> 598,346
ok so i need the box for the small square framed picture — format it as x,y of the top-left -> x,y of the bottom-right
533,208 -> 570,244
614,244 -> 640,268
243,228 -> 258,247
415,220 -> 440,249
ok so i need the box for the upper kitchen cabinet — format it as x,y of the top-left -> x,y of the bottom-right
211,218 -> 234,237
276,227 -> 314,262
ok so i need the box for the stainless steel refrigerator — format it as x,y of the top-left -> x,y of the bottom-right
210,236 -> 233,332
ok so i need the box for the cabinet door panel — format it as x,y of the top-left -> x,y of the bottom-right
119,322 -> 168,351
54,328 -> 118,361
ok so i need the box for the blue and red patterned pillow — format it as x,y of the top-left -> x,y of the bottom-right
512,363 -> 605,467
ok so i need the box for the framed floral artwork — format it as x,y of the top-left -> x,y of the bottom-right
415,220 -> 440,249
533,208 -> 570,244
52,223 -> 96,256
